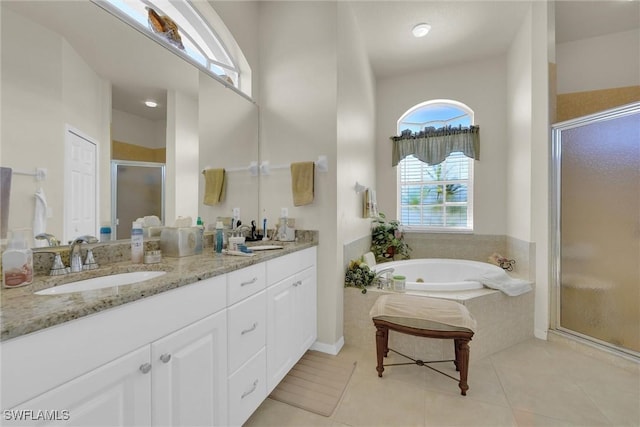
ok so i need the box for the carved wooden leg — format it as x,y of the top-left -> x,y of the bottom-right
456,339 -> 470,395
375,324 -> 387,377
453,339 -> 460,371
382,326 -> 389,357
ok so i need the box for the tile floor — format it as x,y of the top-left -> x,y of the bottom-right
245,338 -> 640,427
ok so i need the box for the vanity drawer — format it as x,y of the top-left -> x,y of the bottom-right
228,348 -> 266,427
227,263 -> 266,306
266,247 -> 316,286
227,290 -> 266,374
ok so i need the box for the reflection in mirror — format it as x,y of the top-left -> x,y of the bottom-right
111,161 -> 165,239
199,73 -> 259,230
0,1 -> 259,247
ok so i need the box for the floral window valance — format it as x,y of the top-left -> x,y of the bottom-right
391,125 -> 480,166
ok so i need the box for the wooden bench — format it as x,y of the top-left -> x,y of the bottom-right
370,294 -> 476,395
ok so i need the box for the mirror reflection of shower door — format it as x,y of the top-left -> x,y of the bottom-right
111,161 -> 165,239
552,103 -> 640,356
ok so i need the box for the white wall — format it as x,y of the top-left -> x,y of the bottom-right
557,29 -> 640,94
166,89 -> 199,224
506,6 -> 533,243
1,7 -> 108,242
506,2 -> 550,339
111,109 -> 166,149
375,58 -> 509,236
258,1 -> 341,350
336,1 -> 376,349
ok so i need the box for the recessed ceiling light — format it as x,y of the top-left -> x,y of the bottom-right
144,100 -> 158,108
412,23 -> 431,38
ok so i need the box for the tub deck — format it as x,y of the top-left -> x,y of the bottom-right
344,286 -> 534,361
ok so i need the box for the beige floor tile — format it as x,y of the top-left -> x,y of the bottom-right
246,338 -> 637,427
423,389 -> 517,427
512,409 -> 595,426
494,369 -> 612,425
332,373 -> 426,426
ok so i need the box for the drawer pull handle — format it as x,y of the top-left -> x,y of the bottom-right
241,322 -> 258,335
160,353 -> 171,363
139,363 -> 152,374
241,379 -> 259,399
240,277 -> 258,287
293,280 -> 302,287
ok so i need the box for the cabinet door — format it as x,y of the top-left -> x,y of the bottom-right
151,310 -> 227,427
265,277 -> 296,393
7,347 -> 151,427
295,265 -> 317,358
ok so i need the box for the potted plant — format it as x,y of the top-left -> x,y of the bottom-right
370,213 -> 411,262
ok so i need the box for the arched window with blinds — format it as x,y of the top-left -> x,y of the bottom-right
395,100 -> 477,231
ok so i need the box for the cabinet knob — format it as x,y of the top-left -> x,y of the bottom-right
139,363 -> 152,374
159,353 -> 172,363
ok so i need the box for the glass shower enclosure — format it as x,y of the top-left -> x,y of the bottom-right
551,102 -> 639,357
111,160 -> 165,239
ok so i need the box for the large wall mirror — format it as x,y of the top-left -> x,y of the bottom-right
1,0 -> 259,245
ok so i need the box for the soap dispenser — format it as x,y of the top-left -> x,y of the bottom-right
2,229 -> 33,288
215,221 -> 224,254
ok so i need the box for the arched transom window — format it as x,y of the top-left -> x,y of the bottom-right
97,0 -> 239,88
397,100 -> 475,231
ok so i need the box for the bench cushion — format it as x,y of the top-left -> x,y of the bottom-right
369,294 -> 477,333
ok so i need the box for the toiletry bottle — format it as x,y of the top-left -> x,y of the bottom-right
131,221 -> 144,263
215,221 -> 224,254
100,225 -> 111,242
2,229 -> 33,288
195,217 -> 204,254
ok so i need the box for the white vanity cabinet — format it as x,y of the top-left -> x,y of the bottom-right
226,263 -> 268,426
7,346 -> 152,426
266,247 -> 317,392
2,246 -> 318,427
2,274 -> 228,427
151,310 -> 228,426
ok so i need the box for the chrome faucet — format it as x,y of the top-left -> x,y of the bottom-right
374,267 -> 395,289
69,235 -> 98,273
35,233 -> 60,247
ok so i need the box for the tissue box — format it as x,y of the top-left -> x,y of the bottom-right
160,227 -> 202,257
143,226 -> 165,238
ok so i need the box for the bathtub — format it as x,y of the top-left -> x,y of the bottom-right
372,258 -> 503,292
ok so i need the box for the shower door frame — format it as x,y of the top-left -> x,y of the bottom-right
550,101 -> 640,358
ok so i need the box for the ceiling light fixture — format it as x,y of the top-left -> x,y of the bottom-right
144,100 -> 158,108
412,23 -> 431,38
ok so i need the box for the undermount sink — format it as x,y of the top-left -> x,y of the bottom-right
35,271 -> 167,296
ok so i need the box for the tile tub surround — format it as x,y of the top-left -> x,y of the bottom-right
343,286 -> 534,361
1,236 -> 318,341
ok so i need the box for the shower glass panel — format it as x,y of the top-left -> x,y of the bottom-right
111,161 -> 165,239
552,103 -> 639,356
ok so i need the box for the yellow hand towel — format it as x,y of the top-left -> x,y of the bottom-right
290,161 -> 315,206
202,168 -> 226,205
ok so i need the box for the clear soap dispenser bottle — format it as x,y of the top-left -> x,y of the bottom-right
215,221 -> 224,254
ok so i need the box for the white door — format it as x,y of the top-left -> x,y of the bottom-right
8,346 -> 151,427
64,127 -> 97,243
151,310 -> 228,427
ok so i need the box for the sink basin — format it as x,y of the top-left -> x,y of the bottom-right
249,245 -> 284,251
35,271 -> 167,295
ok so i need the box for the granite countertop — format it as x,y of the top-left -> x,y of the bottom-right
1,240 -> 317,342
